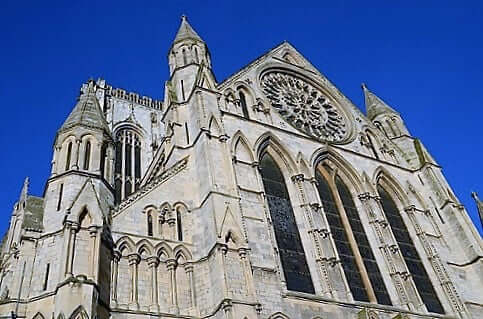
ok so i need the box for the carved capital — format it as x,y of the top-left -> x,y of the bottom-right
147,256 -> 160,268
166,259 -> 177,270
238,247 -> 249,259
113,250 -> 122,262
358,192 -> 372,201
183,262 -> 194,273
128,254 -> 140,266
404,205 -> 416,214
310,202 -> 321,211
291,174 -> 304,183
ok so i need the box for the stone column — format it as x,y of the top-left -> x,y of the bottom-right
111,250 -> 121,307
167,259 -> 178,312
218,244 -> 229,297
72,138 -> 81,169
65,222 -> 79,278
128,254 -> 140,309
222,300 -> 233,319
238,248 -> 255,298
88,226 -> 101,281
184,262 -> 196,308
61,222 -> 72,279
147,256 -> 160,312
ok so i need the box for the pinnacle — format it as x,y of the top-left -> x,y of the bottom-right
362,83 -> 399,120
173,15 -> 203,44
59,80 -> 110,134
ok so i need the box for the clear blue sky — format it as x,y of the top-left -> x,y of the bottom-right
0,1 -> 482,235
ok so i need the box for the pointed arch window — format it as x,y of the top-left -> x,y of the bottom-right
238,91 -> 250,119
83,141 -> 91,170
194,47 -> 200,63
182,48 -> 188,65
377,184 -> 444,314
147,213 -> 153,237
315,167 -> 391,305
177,210 -> 183,241
65,142 -> 72,171
114,129 -> 142,203
259,152 -> 314,294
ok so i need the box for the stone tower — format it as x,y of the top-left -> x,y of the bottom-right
0,16 -> 481,319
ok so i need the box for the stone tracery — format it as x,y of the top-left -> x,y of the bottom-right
261,71 -> 348,142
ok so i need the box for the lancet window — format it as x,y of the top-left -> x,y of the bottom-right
315,166 -> 391,305
259,152 -> 314,294
65,142 -> 72,171
238,90 -> 250,119
377,184 -> 444,313
83,141 -> 91,170
114,129 -> 142,204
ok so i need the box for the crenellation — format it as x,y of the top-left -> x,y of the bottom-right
1,15 -> 481,319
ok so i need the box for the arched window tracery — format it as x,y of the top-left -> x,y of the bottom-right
259,152 -> 314,294
115,129 -> 142,203
377,184 -> 444,314
315,165 -> 391,305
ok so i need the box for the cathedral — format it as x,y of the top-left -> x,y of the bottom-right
1,16 -> 482,319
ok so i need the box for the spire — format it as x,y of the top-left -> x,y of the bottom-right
173,15 -> 203,44
19,176 -> 29,202
471,192 -> 483,228
59,80 -> 110,134
362,83 -> 399,120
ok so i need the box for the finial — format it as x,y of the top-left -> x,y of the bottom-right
361,82 -> 368,90
472,192 -> 479,201
181,14 -> 187,21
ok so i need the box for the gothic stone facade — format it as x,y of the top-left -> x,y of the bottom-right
1,17 -> 482,319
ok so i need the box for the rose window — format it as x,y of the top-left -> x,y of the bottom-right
261,72 -> 348,142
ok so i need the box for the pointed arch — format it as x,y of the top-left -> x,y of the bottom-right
208,115 -> 222,136
232,131 -> 255,163
136,239 -> 154,256
155,242 -> 173,260
376,181 -> 445,314
69,306 -> 89,319
259,151 -> 315,294
296,152 -> 312,179
312,147 -> 364,194
268,312 -> 290,319
33,312 -> 45,319
78,207 -> 92,228
254,132 -> 298,175
116,236 -> 135,256
57,313 -> 66,319
373,167 -> 410,206
173,244 -> 192,263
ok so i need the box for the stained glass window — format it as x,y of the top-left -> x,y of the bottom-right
115,130 -> 142,203
377,185 -> 444,314
315,170 -> 369,302
336,176 -> 391,305
83,141 -> 91,170
260,153 -> 314,294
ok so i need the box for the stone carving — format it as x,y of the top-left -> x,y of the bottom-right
261,71 -> 348,142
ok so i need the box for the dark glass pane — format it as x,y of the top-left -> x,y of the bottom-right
377,185 -> 444,314
125,143 -> 131,177
336,176 -> 391,305
177,211 -> 183,241
147,214 -> 153,236
65,142 -> 72,171
99,143 -> 106,177
239,91 -> 250,119
125,179 -> 132,198
83,141 -> 91,170
260,153 -> 314,294
315,171 -> 369,302
135,145 -> 141,179
114,179 -> 121,204
115,141 -> 122,175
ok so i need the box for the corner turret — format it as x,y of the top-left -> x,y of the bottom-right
362,83 -> 409,138
166,16 -> 215,104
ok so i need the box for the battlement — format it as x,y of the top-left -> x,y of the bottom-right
91,78 -> 164,111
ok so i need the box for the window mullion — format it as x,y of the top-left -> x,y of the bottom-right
330,178 -> 377,303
